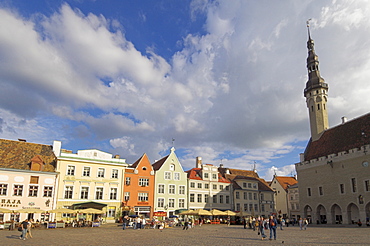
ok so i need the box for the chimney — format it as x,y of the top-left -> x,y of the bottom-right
196,156 -> 202,168
341,116 -> 347,124
114,155 -> 120,159
219,163 -> 224,168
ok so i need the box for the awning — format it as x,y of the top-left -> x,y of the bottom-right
72,201 -> 107,210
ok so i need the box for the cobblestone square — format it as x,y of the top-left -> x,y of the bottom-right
1,224 -> 369,246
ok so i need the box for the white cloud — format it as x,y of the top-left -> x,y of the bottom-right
1,1 -> 370,178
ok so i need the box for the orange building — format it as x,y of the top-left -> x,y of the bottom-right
123,153 -> 155,218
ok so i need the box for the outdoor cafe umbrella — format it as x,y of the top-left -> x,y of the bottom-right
223,210 -> 236,216
15,208 -> 45,213
78,208 -> 104,214
48,208 -> 77,213
210,209 -> 226,216
0,207 -> 13,213
190,209 -> 212,216
178,209 -> 194,215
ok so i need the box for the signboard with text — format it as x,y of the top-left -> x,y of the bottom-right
153,212 -> 167,217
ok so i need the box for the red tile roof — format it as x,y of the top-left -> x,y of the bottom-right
274,176 -> 298,191
304,113 -> 370,161
186,168 -> 202,180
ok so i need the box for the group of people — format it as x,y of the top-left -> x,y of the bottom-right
18,219 -> 33,241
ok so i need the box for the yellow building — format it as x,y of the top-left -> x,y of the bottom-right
53,141 -> 127,223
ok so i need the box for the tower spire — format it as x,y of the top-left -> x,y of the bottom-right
303,20 -> 329,141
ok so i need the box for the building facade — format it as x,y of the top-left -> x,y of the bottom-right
269,176 -> 298,219
53,141 -> 127,223
123,153 -> 155,218
187,157 -> 232,211
295,25 -> 370,224
152,147 -> 187,217
0,138 -> 58,222
287,183 -> 300,221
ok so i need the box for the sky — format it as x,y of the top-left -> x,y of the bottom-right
1,0 -> 370,180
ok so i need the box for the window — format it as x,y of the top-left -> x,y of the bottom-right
14,185 -> 23,196
139,178 -> 149,187
243,192 -> 247,200
125,177 -> 131,185
254,204 -> 258,212
179,198 -> 185,208
83,167 -> 90,177
249,204 -> 253,211
213,195 -> 217,203
253,193 -> 257,200
164,172 -> 171,180
236,203 -> 240,211
244,204 -> 248,211
197,183 -> 202,189
204,173 -> 209,178
261,204 -> 265,212
64,186 -> 73,199
30,176 -> 39,184
111,169 -> 119,179
205,183 -> 209,189
236,191 -> 240,199
107,207 -> 116,218
261,193 -> 264,201
157,198 -> 164,207
95,187 -> 103,200
179,186 -> 185,195
226,195 -> 230,204
190,194 -> 195,202
212,174 -> 217,179
219,185 -> 223,190
43,186 -> 53,197
225,185 -> 229,191
80,187 -> 89,199
168,198 -> 175,208
248,183 -> 252,188
97,168 -> 105,178
110,188 -> 117,200
253,183 -> 257,189
205,194 -> 209,203
169,185 -> 175,194
307,188 -> 312,197
138,193 -> 148,201
124,192 -> 130,201
28,185 -> 38,197
243,183 -> 247,188
319,186 -> 323,196
67,166 -> 75,176
365,180 -> 370,192
219,195 -> 223,203
158,184 -> 165,193
0,184 -> 8,196
248,193 -> 252,200
213,184 -> 217,190
197,194 -> 202,203
351,178 -> 357,192
169,164 -> 175,171
174,172 -> 180,180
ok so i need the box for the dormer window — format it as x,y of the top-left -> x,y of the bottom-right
170,164 -> 175,171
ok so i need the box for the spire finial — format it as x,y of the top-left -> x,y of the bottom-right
306,19 -> 312,39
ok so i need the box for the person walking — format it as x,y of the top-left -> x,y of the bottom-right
258,216 -> 267,240
299,218 -> 304,230
26,219 -> 33,239
280,218 -> 285,230
303,218 -> 308,230
268,215 -> 278,241
122,216 -> 129,230
227,216 -> 231,227
19,219 -> 29,240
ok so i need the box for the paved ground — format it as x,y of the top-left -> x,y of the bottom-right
1,223 -> 369,246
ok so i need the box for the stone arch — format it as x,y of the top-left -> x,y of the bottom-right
347,203 -> 360,224
303,205 -> 313,223
365,202 -> 370,220
316,204 -> 327,224
331,204 -> 342,224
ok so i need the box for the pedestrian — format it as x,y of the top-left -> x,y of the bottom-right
285,218 -> 290,227
159,222 -> 164,232
122,216 -> 129,230
19,219 -> 29,240
268,215 -> 278,240
198,217 -> 203,227
142,217 -> 146,229
258,216 -> 267,240
183,217 -> 189,230
299,218 -> 303,230
26,219 -> 33,239
252,217 -> 256,231
303,218 -> 308,230
280,218 -> 285,230
227,216 -> 230,227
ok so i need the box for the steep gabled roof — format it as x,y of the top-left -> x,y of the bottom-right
0,138 -> 57,172
257,178 -> 274,192
152,155 -> 169,171
219,168 -> 259,179
274,176 -> 298,191
304,113 -> 370,161
131,153 -> 152,169
186,168 -> 202,180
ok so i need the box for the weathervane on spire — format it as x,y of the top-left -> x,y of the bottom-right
172,138 -> 175,147
306,18 -> 312,38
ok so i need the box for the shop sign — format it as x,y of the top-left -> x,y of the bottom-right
153,212 -> 167,217
1,199 -> 21,208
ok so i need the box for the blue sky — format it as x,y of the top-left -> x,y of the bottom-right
1,0 -> 370,180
